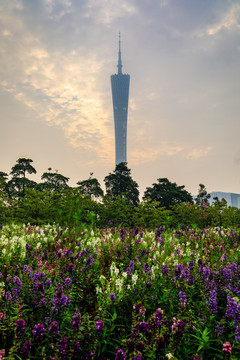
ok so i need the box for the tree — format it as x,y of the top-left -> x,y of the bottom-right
0,171 -> 8,199
8,158 -> 37,198
143,178 -> 193,210
40,171 -> 70,192
195,184 -> 211,209
77,173 -> 104,200
104,162 -> 139,206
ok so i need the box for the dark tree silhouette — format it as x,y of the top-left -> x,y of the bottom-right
143,178 -> 192,209
104,162 -> 139,206
195,184 -> 211,209
40,171 -> 69,192
77,174 -> 104,200
8,158 -> 37,198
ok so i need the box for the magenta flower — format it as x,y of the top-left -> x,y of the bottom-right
223,341 -> 232,353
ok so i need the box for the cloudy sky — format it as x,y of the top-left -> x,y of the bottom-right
1,0 -> 240,197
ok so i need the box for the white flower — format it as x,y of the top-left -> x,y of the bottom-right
132,274 -> 138,286
96,287 -> 102,294
116,278 -> 124,292
110,262 -> 119,277
122,272 -> 127,278
166,353 -> 174,359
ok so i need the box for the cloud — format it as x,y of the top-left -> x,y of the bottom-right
129,142 -> 183,165
207,3 -> 240,36
0,1 -> 114,164
86,0 -> 137,25
186,146 -> 213,159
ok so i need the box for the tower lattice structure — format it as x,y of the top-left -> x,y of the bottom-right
111,33 -> 130,165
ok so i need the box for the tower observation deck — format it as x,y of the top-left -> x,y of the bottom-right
111,33 -> 130,165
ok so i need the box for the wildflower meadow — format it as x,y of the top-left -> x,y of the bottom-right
1,223 -> 240,359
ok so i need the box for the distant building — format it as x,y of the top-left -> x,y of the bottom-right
209,192 -> 240,208
111,33 -> 130,166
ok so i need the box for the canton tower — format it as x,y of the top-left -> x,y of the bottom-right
111,33 -> 130,165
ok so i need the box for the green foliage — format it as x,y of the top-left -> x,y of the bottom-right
40,171 -> 69,192
77,175 -> 104,200
8,158 -> 37,199
104,162 -> 139,206
131,200 -> 173,228
143,178 -> 193,210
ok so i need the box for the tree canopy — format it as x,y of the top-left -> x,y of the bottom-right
195,184 -> 211,209
8,158 -> 37,198
143,177 -> 193,209
104,162 -> 139,206
77,174 -> 104,200
40,171 -> 69,192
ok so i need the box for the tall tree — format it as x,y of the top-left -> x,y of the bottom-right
77,173 -> 104,200
143,178 -> 192,209
195,184 -> 211,209
104,162 -> 139,206
40,171 -> 69,192
0,171 -> 8,200
8,158 -> 37,198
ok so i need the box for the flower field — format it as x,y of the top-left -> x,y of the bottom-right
1,224 -> 240,359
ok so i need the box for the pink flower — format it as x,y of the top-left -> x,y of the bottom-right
0,349 -> 5,359
223,341 -> 232,353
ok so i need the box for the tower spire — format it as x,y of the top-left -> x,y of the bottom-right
117,32 -> 122,75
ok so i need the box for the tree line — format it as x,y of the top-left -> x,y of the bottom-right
0,158 -> 239,228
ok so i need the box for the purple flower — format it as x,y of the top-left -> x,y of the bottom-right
32,323 -> 45,340
188,275 -> 194,285
68,264 -> 74,274
64,277 -> 72,287
155,308 -> 164,326
83,254 -> 94,272
143,262 -> 152,275
59,336 -> 68,360
48,321 -> 59,337
207,289 -> 217,314
74,342 -> 81,354
115,349 -> 126,360
215,322 -> 223,338
235,326 -> 240,342
16,319 -> 27,335
179,291 -> 187,307
86,350 -> 94,359
5,291 -> 12,302
12,288 -> 19,303
46,278 -> 52,286
162,264 -> 168,276
138,321 -> 150,334
126,260 -> 134,276
50,283 -> 71,313
13,276 -> 22,292
132,355 -> 142,360
188,260 -> 194,271
70,312 -> 81,331
96,319 -> 104,334
110,293 -> 116,302
21,340 -> 31,359
175,264 -> 184,279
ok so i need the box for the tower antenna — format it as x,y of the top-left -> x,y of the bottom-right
117,32 -> 122,74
